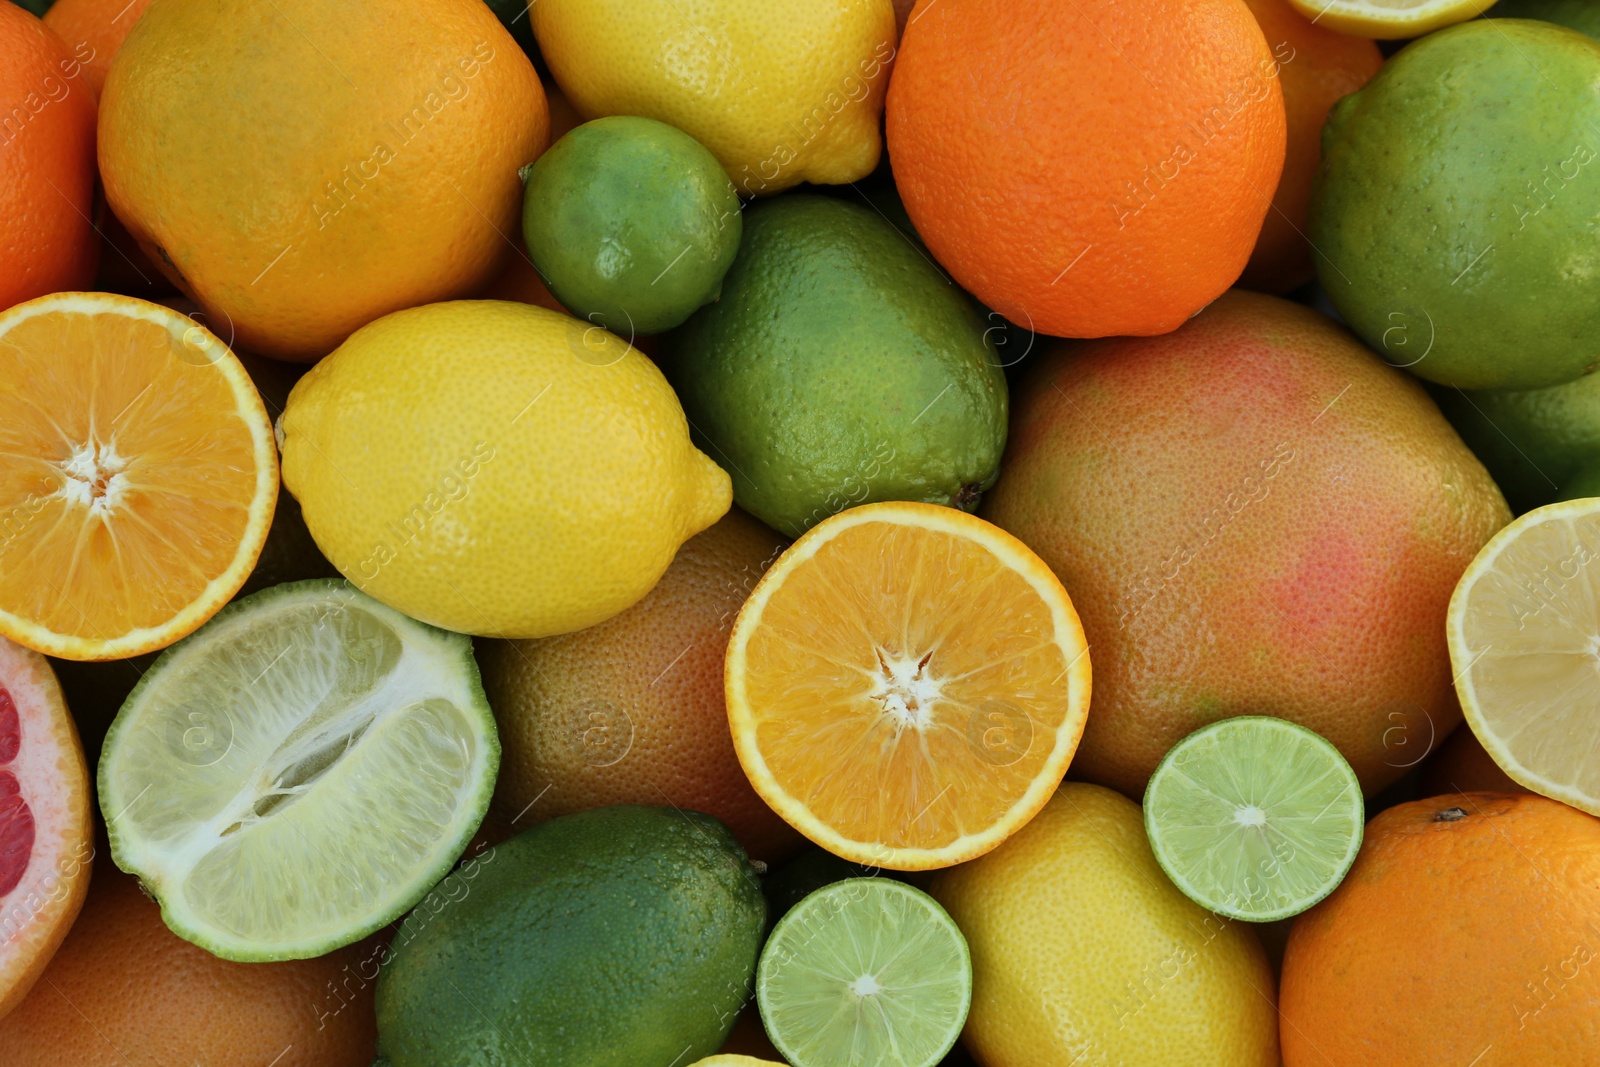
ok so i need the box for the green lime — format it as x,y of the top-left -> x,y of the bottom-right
756,878 -> 971,1067
762,845 -> 894,926
1311,19 -> 1600,390
1434,372 -> 1600,513
661,194 -> 1008,538
97,579 -> 499,962
521,115 -> 741,335
375,805 -> 766,1067
1489,0 -> 1600,37
1143,716 -> 1364,923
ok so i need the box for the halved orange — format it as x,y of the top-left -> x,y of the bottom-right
725,501 -> 1092,870
0,293 -> 276,661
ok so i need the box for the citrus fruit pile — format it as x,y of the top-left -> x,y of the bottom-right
5,0 -> 1600,1063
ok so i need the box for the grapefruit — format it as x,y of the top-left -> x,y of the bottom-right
0,638 -> 91,1020
479,508 -> 804,861
982,291 -> 1508,798
0,858 -> 378,1064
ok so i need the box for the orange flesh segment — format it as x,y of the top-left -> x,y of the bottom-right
735,507 -> 1089,866
0,299 -> 273,651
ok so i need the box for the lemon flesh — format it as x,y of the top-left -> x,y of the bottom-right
98,579 -> 499,961
1288,0 -> 1495,37
1449,498 -> 1600,815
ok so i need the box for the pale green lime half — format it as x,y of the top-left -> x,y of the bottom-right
1143,716 -> 1363,923
756,878 -> 971,1067
98,579 -> 499,962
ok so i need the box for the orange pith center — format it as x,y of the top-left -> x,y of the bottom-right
741,519 -> 1083,856
0,308 -> 261,641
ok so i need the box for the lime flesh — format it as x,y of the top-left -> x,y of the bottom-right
1143,716 -> 1363,922
98,579 -> 499,961
756,878 -> 971,1067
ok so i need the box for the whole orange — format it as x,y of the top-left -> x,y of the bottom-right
0,3 -> 97,311
886,0 -> 1286,339
0,859 -> 378,1065
1236,0 -> 1382,293
1282,793 -> 1600,1065
981,291 -> 1508,798
98,0 -> 547,360
42,0 -> 154,99
478,509 -> 804,862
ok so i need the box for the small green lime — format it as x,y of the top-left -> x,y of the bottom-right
1143,716 -> 1364,923
1489,0 -> 1600,37
1311,19 -> 1600,390
375,805 -> 767,1067
661,194 -> 1007,538
521,115 -> 741,335
1434,373 -> 1600,512
757,878 -> 971,1067
97,579 -> 499,962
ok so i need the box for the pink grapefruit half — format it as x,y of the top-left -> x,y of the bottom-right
0,638 -> 92,1019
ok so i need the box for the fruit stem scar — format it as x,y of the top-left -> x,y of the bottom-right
1434,807 -> 1468,822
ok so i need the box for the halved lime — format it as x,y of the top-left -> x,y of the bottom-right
1448,498 -> 1600,815
98,579 -> 499,961
756,878 -> 971,1067
1143,716 -> 1363,922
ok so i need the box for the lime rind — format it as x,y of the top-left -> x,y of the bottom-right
1143,716 -> 1364,923
1448,497 -> 1600,815
98,579 -> 499,961
756,878 -> 971,1067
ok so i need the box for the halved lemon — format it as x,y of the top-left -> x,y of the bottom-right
1447,498 -> 1600,815
1286,0 -> 1494,38
0,293 -> 277,660
725,501 -> 1091,871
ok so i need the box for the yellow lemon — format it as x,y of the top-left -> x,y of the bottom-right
279,300 -> 730,638
531,0 -> 896,196
931,783 -> 1280,1067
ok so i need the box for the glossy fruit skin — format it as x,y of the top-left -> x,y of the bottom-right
479,508 -> 804,862
0,4 -> 97,311
41,0 -> 153,99
1490,0 -> 1600,35
981,291 -> 1509,798
374,806 -> 766,1067
532,0 -> 896,197
1282,793 -> 1600,1065
931,783 -> 1279,1067
98,0 -> 547,360
1236,0 -> 1382,293
279,300 -> 731,639
887,0 -> 1286,339
1312,19 -> 1600,390
662,195 -> 1008,538
0,860 -> 378,1065
1435,373 -> 1600,514
522,116 -> 741,335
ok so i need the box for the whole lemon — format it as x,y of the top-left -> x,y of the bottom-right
279,301 -> 730,638
931,783 -> 1279,1067
99,0 -> 547,360
531,0 -> 896,197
